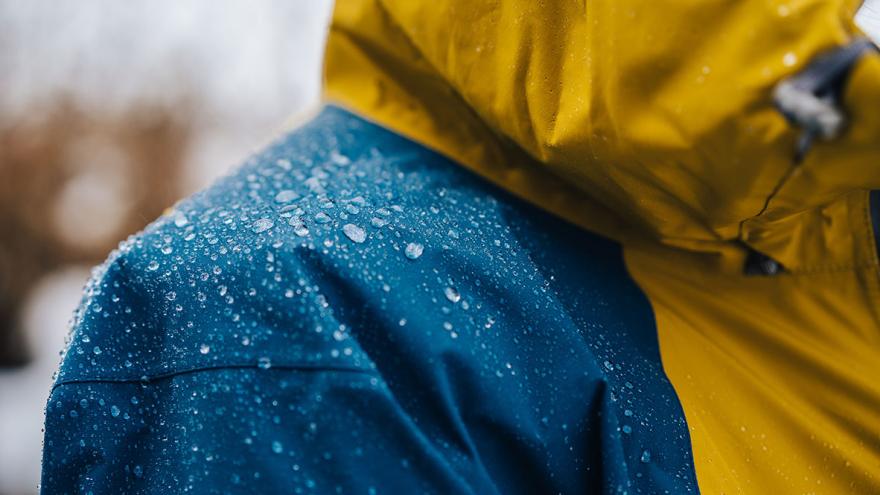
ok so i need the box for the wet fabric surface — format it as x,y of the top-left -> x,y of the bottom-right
42,107 -> 698,494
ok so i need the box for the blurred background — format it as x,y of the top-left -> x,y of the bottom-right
0,2 -> 877,494
0,1 -> 332,492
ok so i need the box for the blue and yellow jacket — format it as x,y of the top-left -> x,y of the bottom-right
42,1 -> 880,493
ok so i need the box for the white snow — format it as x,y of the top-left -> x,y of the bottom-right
0,2 -> 332,493
0,267 -> 91,494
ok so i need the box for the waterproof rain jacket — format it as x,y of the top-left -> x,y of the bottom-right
42,1 -> 880,494
325,1 -> 880,492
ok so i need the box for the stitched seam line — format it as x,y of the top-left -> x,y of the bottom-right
52,363 -> 378,392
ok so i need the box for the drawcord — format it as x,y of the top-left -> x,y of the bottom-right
773,37 -> 877,163
744,38 -> 878,275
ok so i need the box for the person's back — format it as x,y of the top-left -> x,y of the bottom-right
43,1 -> 880,493
41,107 -> 697,493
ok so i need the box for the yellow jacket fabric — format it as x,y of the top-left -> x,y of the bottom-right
324,0 -> 880,492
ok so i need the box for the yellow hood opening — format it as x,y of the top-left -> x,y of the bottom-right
324,0 -> 880,272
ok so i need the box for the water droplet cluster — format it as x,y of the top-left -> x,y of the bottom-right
43,109 -> 696,492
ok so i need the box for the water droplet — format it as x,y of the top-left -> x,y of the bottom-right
92,346 -> 102,355
199,344 -> 211,355
166,291 -> 177,302
133,465 -> 144,478
371,217 -> 388,228
272,440 -> 283,454
147,260 -> 160,271
444,287 -> 461,303
640,450 -> 652,463
274,190 -> 299,203
173,212 -> 189,228
289,217 -> 310,237
304,177 -> 324,194
252,218 -> 275,233
405,242 -> 424,260
330,150 -> 351,166
110,405 -> 121,417
622,425 -> 632,434
258,356 -> 272,369
314,212 -> 331,224
342,223 -> 366,243
79,399 -> 89,408
603,360 -> 614,371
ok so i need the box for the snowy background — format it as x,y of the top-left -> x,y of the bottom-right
0,1 -> 877,494
0,1 -> 332,493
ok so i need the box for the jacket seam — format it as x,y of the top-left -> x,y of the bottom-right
51,363 -> 378,392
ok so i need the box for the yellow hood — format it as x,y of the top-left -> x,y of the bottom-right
324,0 -> 880,272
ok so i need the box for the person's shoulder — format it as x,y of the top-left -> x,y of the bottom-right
55,105 -> 515,385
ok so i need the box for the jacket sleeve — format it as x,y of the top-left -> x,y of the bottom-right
40,218 -> 473,495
